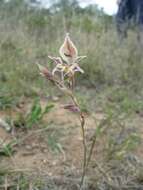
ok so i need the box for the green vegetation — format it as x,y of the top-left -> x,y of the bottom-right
0,0 -> 143,189
25,98 -> 54,128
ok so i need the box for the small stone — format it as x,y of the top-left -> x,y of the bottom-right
43,159 -> 48,164
52,161 -> 57,166
52,96 -> 59,102
48,172 -> 52,176
25,145 -> 32,150
0,118 -> 11,132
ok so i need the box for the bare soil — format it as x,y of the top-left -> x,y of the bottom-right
0,98 -> 143,189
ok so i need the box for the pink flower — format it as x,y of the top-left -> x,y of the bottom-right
59,33 -> 78,64
37,34 -> 86,83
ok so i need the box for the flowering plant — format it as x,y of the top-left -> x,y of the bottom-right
37,33 -> 87,188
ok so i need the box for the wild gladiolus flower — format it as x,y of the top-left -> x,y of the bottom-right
37,34 -> 87,188
59,33 -> 78,64
50,33 -> 85,81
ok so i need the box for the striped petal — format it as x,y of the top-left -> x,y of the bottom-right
59,33 -> 78,64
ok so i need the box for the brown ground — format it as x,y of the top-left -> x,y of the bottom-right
0,99 -> 99,178
0,98 -> 143,188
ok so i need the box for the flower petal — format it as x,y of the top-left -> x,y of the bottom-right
59,33 -> 78,64
74,64 -> 84,73
48,56 -> 63,65
76,56 -> 87,62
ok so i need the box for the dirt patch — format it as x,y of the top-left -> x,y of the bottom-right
0,128 -> 11,141
0,101 -> 97,178
0,100 -> 143,190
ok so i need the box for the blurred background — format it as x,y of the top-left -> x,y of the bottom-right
0,0 -> 143,190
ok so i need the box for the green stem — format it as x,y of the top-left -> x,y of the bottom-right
79,113 -> 87,189
53,78 -> 87,188
70,94 -> 87,189
87,133 -> 97,167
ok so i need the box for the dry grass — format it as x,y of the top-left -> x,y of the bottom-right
0,3 -> 143,189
